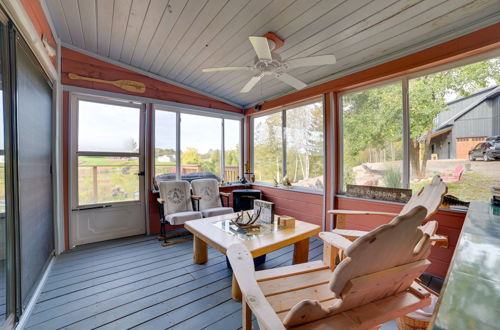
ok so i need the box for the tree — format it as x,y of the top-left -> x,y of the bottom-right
409,59 -> 500,177
254,113 -> 283,182
342,58 -> 499,183
181,147 -> 201,165
286,103 -> 324,182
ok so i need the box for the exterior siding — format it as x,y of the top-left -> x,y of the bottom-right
493,96 -> 500,134
432,94 -> 499,159
435,87 -> 495,126
453,99 -> 494,138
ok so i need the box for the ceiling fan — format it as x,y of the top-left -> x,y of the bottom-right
201,32 -> 336,93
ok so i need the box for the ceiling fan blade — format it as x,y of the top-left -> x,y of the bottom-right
286,55 -> 336,69
274,73 -> 307,90
240,75 -> 262,93
249,36 -> 272,61
201,66 -> 253,73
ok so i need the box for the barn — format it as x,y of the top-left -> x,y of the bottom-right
430,85 -> 500,159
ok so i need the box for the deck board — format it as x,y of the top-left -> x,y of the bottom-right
25,235 -> 322,329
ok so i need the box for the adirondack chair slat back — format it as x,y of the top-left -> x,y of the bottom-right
330,206 -> 430,296
282,206 -> 432,328
400,175 -> 447,219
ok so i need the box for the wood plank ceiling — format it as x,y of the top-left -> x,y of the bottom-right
45,0 -> 500,108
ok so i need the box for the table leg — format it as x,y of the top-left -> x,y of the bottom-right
232,274 -> 242,301
293,238 -> 310,264
193,236 -> 207,264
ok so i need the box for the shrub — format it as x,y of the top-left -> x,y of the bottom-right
384,166 -> 402,188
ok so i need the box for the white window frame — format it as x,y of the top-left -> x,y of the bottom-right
250,98 -> 325,194
152,104 -> 244,183
70,93 -> 146,208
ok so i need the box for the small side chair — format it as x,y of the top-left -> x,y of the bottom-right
157,180 -> 202,246
191,178 -> 233,218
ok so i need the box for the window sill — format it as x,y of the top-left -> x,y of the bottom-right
336,194 -> 468,214
219,183 -> 249,188
251,182 -> 324,195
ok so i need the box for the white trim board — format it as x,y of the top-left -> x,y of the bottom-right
60,42 -> 243,109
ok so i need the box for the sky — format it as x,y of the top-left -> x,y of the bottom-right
79,101 -> 140,152
78,101 -> 240,154
155,111 -> 240,153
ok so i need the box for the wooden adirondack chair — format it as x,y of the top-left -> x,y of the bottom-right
227,206 -> 433,329
329,175 -> 448,248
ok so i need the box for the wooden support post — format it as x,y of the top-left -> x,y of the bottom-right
293,238 -> 310,264
242,296 -> 252,329
193,236 -> 207,264
336,214 -> 346,229
232,274 -> 242,301
323,243 -> 339,270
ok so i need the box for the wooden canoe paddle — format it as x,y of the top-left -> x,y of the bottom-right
68,73 -> 146,93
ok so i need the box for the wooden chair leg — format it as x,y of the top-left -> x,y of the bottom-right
232,273 -> 242,301
242,297 -> 252,330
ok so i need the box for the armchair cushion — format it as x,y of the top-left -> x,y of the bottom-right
165,211 -> 202,225
191,178 -> 222,210
159,180 -> 193,215
201,207 -> 233,218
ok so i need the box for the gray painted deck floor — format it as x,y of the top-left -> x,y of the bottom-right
24,234 -> 325,329
25,234 -> 398,330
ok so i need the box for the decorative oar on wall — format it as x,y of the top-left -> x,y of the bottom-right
68,73 -> 146,93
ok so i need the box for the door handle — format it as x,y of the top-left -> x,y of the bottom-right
137,171 -> 145,176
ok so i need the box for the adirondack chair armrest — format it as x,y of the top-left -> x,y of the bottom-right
157,198 -> 164,204
319,232 -> 353,251
219,192 -> 230,197
328,210 -> 399,217
227,244 -> 285,330
191,195 -> 202,200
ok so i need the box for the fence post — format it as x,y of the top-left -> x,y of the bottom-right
92,166 -> 98,203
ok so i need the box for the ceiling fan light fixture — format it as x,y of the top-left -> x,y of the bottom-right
200,33 -> 336,93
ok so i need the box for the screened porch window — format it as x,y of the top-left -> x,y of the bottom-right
154,106 -> 242,183
340,56 -> 500,204
252,100 -> 324,191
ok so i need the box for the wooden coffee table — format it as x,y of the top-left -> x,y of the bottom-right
184,212 -> 321,301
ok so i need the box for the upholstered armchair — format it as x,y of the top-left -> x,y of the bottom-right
158,180 -> 202,246
191,178 -> 233,218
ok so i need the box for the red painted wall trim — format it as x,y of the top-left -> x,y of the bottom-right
19,0 -> 56,67
61,47 -> 242,113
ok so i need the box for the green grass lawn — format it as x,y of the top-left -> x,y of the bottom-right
411,171 -> 498,202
